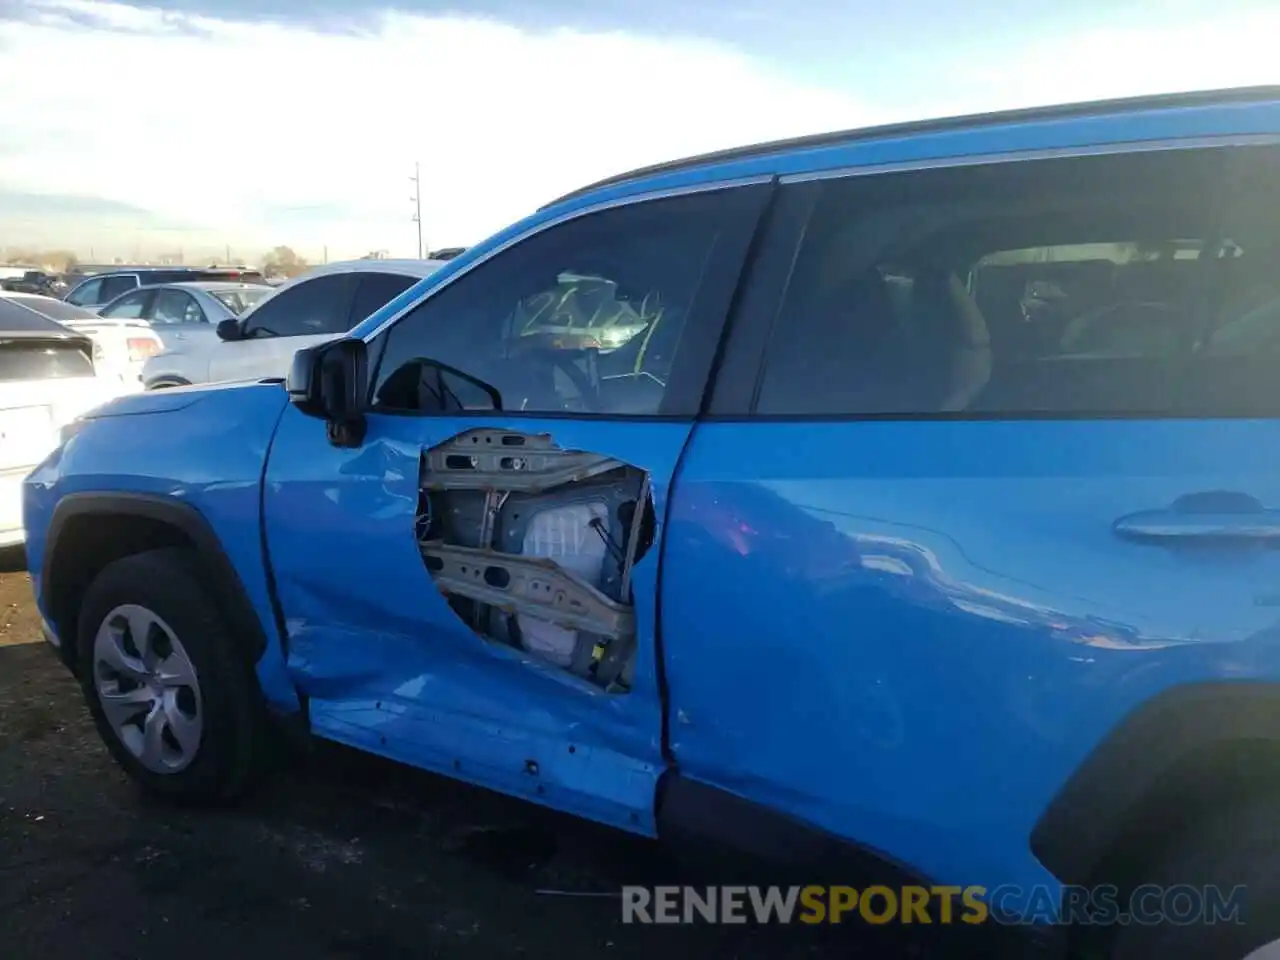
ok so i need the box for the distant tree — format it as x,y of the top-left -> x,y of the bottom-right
360,249 -> 388,260
261,245 -> 309,278
4,248 -> 77,271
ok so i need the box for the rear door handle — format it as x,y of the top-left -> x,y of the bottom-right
1114,491 -> 1280,543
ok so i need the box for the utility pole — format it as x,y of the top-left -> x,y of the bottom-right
225,243 -> 231,265
409,161 -> 423,259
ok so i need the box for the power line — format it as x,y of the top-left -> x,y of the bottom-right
409,161 -> 423,259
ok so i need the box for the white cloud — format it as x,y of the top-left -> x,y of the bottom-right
0,1 -> 880,258
0,1 -> 1277,261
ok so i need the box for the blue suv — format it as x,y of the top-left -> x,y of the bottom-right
23,86 -> 1280,959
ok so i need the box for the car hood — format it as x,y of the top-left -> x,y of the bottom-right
82,378 -> 286,419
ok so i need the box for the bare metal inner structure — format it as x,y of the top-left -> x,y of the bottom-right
416,428 -> 655,691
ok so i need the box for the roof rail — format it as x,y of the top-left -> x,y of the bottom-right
541,85 -> 1280,210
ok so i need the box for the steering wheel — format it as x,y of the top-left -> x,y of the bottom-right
547,350 -> 600,412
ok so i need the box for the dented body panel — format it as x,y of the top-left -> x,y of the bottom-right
262,405 -> 687,834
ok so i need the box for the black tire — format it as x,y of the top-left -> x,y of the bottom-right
1107,798 -> 1280,960
75,546 -> 270,801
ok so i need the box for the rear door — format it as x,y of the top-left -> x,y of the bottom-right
208,272 -> 356,383
660,140 -> 1280,887
262,182 -> 771,832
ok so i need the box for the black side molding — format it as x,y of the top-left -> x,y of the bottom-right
1030,680 -> 1280,886
656,772 -> 929,886
42,492 -> 271,664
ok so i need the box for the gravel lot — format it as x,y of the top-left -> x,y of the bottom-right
0,548 -> 983,960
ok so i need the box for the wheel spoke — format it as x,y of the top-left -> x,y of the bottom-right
162,692 -> 201,757
139,705 -> 168,769
94,603 -> 204,775
95,625 -> 147,682
124,606 -> 163,669
154,649 -> 198,690
98,685 -> 154,730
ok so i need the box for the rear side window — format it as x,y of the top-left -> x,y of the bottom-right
152,289 -> 205,324
753,144 -> 1280,418
348,273 -> 418,327
100,289 -> 152,319
98,276 -> 139,302
66,278 -> 102,306
240,273 -> 354,338
14,298 -> 97,323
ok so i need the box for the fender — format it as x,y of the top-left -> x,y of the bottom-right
1030,680 -> 1280,886
42,491 -> 274,667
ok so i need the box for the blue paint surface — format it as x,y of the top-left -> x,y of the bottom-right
261,406 -> 686,834
21,90 -> 1280,907
23,382 -> 300,712
662,418 -> 1280,893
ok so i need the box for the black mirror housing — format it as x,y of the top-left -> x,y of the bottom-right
287,338 -> 369,447
216,318 -> 242,341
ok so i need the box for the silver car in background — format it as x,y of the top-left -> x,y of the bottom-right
72,281 -> 274,390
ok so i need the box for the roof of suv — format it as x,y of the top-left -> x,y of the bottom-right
166,281 -> 272,293
297,259 -> 448,279
544,84 -> 1280,208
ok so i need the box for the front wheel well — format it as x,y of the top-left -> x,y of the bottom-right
1086,738 -> 1280,895
146,377 -> 191,390
46,513 -> 193,668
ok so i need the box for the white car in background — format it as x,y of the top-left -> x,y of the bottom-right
0,299 -> 123,547
141,259 -> 445,389
0,291 -> 163,393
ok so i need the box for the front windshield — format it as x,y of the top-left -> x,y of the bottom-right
210,287 -> 273,315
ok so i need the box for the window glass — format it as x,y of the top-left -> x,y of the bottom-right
100,289 -> 150,319
152,289 -> 205,324
754,145 -> 1280,417
98,276 -> 139,302
66,278 -> 102,306
210,286 -> 272,315
7,297 -> 96,323
241,273 -> 353,338
349,273 -> 418,326
371,188 -> 753,417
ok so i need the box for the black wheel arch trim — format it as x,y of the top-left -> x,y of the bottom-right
1030,680 -> 1280,886
654,772 -> 1050,953
656,771 -> 932,881
42,491 -> 273,666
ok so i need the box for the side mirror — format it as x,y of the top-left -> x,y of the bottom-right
287,338 -> 369,447
216,318 -> 242,341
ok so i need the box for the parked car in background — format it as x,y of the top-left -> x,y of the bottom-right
141,259 -> 443,389
427,246 -> 468,260
1,291 -> 164,392
1,269 -> 71,297
63,266 -> 266,312
24,86 -> 1280,959
0,298 -> 119,546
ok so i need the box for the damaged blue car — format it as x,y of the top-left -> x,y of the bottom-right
23,85 -> 1280,960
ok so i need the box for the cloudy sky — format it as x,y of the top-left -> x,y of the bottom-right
0,0 -> 1277,261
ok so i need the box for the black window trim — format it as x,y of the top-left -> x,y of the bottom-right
360,175 -> 774,344
709,134 -> 1276,422
364,177 -> 778,422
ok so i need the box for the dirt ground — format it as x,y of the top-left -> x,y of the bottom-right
0,549 -> 983,960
